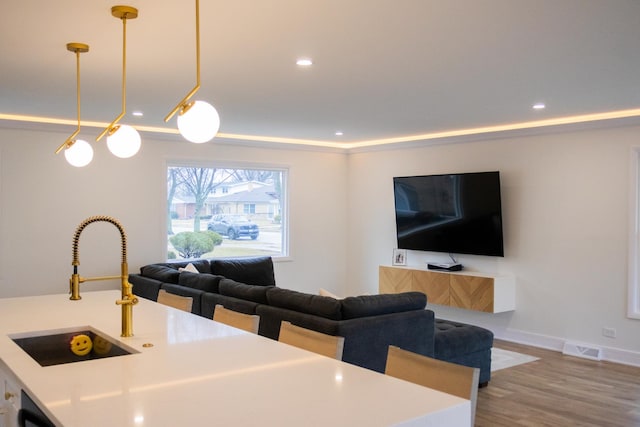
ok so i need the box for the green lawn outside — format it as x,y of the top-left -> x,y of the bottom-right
167,217 -> 282,260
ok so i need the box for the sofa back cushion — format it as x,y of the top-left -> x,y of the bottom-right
140,265 -> 180,283
266,288 -> 342,320
219,279 -> 271,304
178,271 -> 224,293
341,292 -> 427,320
210,257 -> 275,286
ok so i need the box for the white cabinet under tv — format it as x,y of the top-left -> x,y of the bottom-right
379,265 -> 515,313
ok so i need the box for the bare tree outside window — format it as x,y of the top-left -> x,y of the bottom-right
167,165 -> 287,260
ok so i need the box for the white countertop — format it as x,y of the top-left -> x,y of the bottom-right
0,290 -> 469,426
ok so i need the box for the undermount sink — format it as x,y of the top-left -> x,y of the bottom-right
10,326 -> 138,367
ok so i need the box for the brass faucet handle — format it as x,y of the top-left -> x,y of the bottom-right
116,295 -> 139,306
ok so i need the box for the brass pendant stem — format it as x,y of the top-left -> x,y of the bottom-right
56,43 -> 89,155
164,0 -> 202,122
122,15 -> 127,120
195,0 -> 201,87
97,6 -> 138,142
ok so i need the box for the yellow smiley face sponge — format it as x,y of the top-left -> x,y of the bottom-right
70,334 -> 93,356
92,335 -> 113,355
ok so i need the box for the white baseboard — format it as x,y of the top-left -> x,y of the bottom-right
494,327 -> 640,368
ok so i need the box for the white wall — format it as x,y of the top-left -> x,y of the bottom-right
0,126 -> 348,298
3,122 -> 639,365
347,124 -> 640,365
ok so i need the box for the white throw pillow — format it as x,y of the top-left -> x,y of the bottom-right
178,263 -> 199,273
319,288 -> 341,299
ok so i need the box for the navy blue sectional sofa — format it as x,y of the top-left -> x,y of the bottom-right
129,256 -> 494,385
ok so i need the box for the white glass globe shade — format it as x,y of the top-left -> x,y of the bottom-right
177,100 -> 220,143
106,124 -> 141,158
64,139 -> 94,167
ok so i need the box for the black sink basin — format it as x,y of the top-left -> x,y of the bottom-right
10,327 -> 138,367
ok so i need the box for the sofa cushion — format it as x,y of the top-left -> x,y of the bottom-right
129,274 -> 162,301
341,292 -> 427,320
178,271 -> 224,293
140,264 -> 180,283
266,287 -> 342,320
219,279 -> 271,304
210,257 -> 275,286
434,319 -> 494,359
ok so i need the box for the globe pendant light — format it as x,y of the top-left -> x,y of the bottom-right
64,139 -> 94,167
96,6 -> 141,159
165,0 -> 220,143
106,124 -> 141,158
177,100 -> 220,143
55,42 -> 94,167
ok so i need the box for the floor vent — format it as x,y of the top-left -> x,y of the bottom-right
562,342 -> 602,361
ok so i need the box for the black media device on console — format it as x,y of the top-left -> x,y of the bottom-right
427,262 -> 463,272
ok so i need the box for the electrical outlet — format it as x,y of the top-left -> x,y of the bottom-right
602,327 -> 617,338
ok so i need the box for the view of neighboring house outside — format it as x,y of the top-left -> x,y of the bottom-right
171,181 -> 280,221
207,182 -> 280,219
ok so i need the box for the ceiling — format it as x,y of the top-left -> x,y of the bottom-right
2,0 -> 640,149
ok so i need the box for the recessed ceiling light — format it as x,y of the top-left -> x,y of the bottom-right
296,58 -> 313,66
532,103 -> 546,110
335,131 -> 343,136
132,111 -> 144,117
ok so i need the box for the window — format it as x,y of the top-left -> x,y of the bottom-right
167,164 -> 287,260
628,148 -> 640,319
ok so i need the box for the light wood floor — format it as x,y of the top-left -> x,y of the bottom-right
475,340 -> 640,426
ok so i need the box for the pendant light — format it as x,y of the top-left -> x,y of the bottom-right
55,43 -> 93,167
164,0 -> 220,143
96,5 -> 141,158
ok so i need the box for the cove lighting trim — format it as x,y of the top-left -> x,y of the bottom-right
346,108 -> 640,148
2,107 -> 640,150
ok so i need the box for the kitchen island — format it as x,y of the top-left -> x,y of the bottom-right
0,290 -> 469,426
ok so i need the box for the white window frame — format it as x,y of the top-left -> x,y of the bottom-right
628,147 -> 640,319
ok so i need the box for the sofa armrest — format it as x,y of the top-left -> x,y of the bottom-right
336,309 -> 435,373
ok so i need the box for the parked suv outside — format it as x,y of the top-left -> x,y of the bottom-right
207,215 -> 259,240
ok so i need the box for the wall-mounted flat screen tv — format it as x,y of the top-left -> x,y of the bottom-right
393,171 -> 504,257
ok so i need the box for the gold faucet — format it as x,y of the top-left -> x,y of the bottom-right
68,215 -> 138,337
